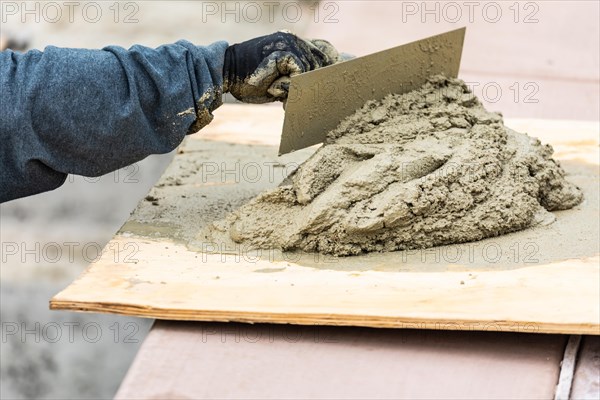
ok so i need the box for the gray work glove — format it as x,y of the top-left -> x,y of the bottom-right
222,31 -> 341,104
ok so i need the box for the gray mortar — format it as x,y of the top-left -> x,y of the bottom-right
201,76 -> 583,256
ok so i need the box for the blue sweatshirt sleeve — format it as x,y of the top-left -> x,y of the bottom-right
0,40 -> 228,203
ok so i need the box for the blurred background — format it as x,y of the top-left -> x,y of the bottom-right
1,1 -> 598,398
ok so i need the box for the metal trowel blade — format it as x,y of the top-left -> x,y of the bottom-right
279,27 -> 466,155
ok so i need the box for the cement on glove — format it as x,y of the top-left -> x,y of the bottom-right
201,76 -> 583,256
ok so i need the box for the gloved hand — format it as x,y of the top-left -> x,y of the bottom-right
223,31 -> 341,104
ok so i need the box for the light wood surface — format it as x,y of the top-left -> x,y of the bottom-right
50,105 -> 600,335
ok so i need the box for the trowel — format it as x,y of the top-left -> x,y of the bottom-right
279,27 -> 466,155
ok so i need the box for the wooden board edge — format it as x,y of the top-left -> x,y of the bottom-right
49,300 -> 600,336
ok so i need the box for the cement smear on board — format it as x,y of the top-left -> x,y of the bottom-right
201,76 -> 583,256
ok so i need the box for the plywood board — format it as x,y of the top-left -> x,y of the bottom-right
50,104 -> 600,335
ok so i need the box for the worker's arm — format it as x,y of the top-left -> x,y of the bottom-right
0,32 -> 339,203
0,40 -> 227,202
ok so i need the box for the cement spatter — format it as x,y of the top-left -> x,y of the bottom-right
201,76 -> 583,256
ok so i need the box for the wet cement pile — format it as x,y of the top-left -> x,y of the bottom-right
201,76 -> 583,256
